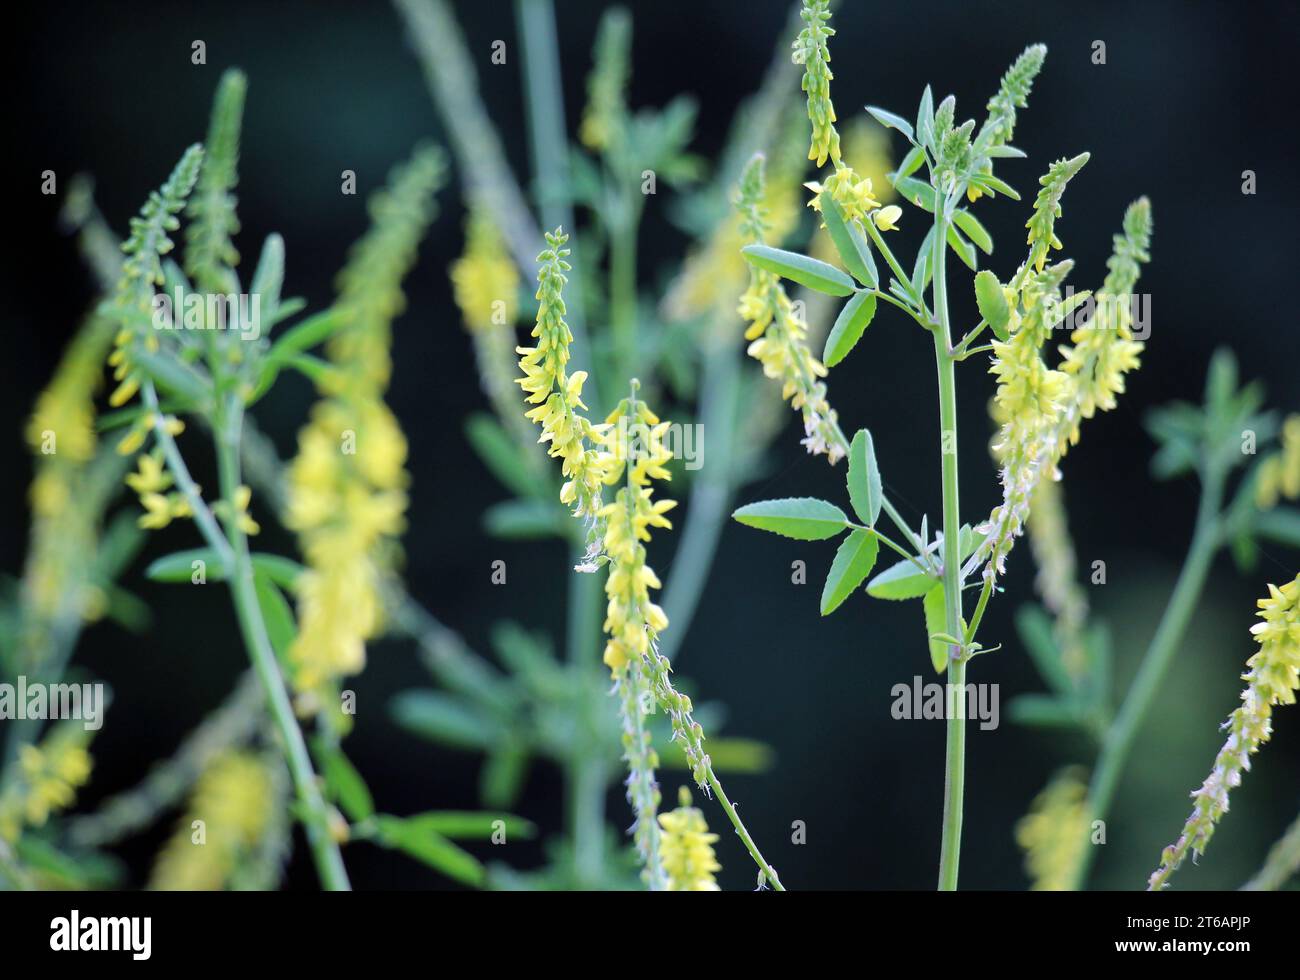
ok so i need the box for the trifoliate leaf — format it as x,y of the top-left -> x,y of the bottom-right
820,530 -> 880,616
732,497 -> 850,540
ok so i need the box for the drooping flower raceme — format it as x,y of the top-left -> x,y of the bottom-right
736,157 -> 845,464
1148,573 -> 1300,890
971,196 -> 1152,585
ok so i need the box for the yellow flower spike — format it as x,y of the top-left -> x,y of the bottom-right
149,751 -> 278,891
450,209 -> 519,332
1256,414 -> 1300,510
1,726 -> 94,838
1149,573 -> 1300,890
873,205 -> 903,231
285,148 -> 442,708
1016,768 -> 1089,890
658,786 -> 722,891
796,0 -> 841,168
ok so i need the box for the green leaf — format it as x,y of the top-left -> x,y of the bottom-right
923,583 -> 949,674
866,105 -> 914,142
465,414 -> 540,499
916,85 -> 934,149
145,549 -> 305,590
953,209 -> 993,255
945,223 -> 978,271
740,245 -> 855,297
893,175 -> 937,212
820,530 -> 880,615
250,554 -> 307,591
1008,694 -> 1089,730
483,498 -> 567,539
481,745 -> 530,808
969,172 -> 1020,200
252,570 -> 296,664
1015,604 -> 1073,697
732,497 -> 850,541
820,197 -> 878,288
866,556 -> 938,600
131,348 -> 211,407
896,144 -> 926,181
847,429 -> 883,526
822,291 -> 877,368
1254,507 -> 1300,548
145,548 -> 224,583
973,270 -> 1012,341
265,308 -> 346,362
311,739 -> 375,823
391,691 -> 497,750
372,815 -> 485,888
250,233 -> 285,322
911,229 -> 933,297
393,811 -> 536,841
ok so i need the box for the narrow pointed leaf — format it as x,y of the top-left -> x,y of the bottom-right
820,197 -> 877,288
946,223 -> 978,271
823,291 -> 877,368
847,429 -> 883,526
866,555 -> 938,600
732,497 -> 849,540
866,105 -> 914,141
820,531 -> 880,615
741,244 -> 855,296
953,209 -> 994,255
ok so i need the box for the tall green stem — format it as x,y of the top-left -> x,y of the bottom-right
931,202 -> 966,891
213,399 -> 351,892
1070,462 -> 1224,888
145,382 -> 349,891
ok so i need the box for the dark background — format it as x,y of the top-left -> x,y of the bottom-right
9,0 -> 1300,890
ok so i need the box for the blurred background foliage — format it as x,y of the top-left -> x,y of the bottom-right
7,0 -> 1300,889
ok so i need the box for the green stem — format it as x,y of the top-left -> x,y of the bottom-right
931,201 -> 966,892
1070,463 -> 1224,889
145,382 -> 350,890
704,766 -> 785,891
